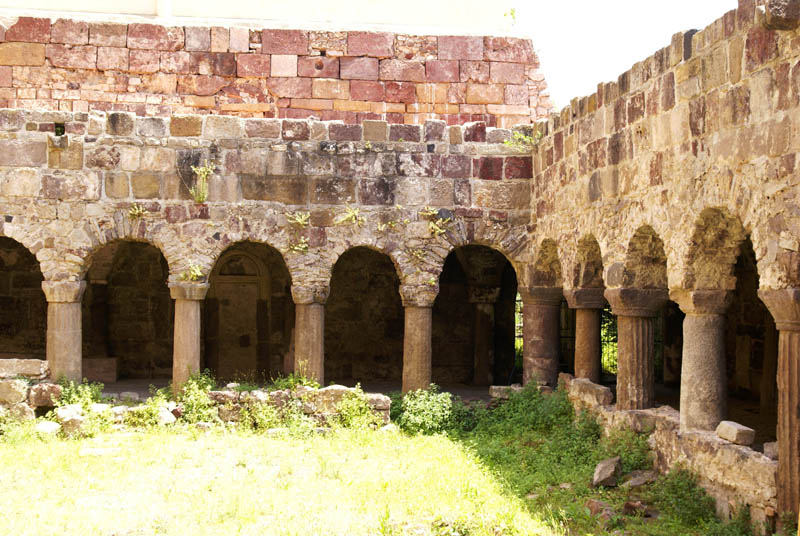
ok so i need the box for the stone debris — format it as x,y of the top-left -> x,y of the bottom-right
61,415 -> 85,437
592,457 -> 621,488
488,384 -> 523,400
34,420 -> 61,434
0,379 -> 29,405
157,407 -> 176,426
621,470 -> 658,489
715,421 -> 756,446
763,442 -> 778,460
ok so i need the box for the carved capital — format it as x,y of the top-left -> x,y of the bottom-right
169,282 -> 209,301
605,288 -> 668,318
758,288 -> 800,331
564,287 -> 605,310
291,284 -> 330,305
670,289 -> 732,316
400,284 -> 438,308
519,286 -> 563,306
42,280 -> 86,303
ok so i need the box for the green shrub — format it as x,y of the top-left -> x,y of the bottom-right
269,372 -> 320,391
336,384 -> 383,429
703,505 -> 754,536
239,403 -> 281,432
57,379 -> 105,409
599,426 -> 651,473
124,392 -> 168,428
649,468 -> 715,525
397,384 -> 453,435
176,370 -> 217,424
474,384 -> 574,436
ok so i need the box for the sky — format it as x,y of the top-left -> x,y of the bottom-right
514,0 -> 739,108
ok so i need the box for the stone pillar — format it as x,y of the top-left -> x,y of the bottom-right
170,282 -> 209,390
520,287 -> 563,387
671,289 -> 731,432
468,286 -> 500,386
400,284 -> 437,393
605,288 -> 668,410
291,284 -> 328,385
42,281 -> 86,382
564,288 -> 605,383
758,289 -> 800,517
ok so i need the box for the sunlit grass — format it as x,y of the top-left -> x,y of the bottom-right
0,426 -> 557,536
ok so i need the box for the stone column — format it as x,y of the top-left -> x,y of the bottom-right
170,282 -> 209,390
671,289 -> 731,432
42,280 -> 86,382
758,289 -> 800,517
520,287 -> 563,387
468,286 -> 500,386
564,288 -> 605,383
605,288 -> 668,410
400,284 -> 437,393
291,284 -> 328,385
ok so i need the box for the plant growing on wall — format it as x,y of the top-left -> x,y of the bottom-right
503,130 -> 543,151
180,263 -> 205,282
128,203 -> 148,220
285,211 -> 310,228
188,160 -> 215,203
288,236 -> 309,254
335,206 -> 365,227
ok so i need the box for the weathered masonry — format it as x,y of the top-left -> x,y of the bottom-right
1,0 -> 800,527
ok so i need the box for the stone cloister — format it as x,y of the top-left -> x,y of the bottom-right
0,0 -> 799,526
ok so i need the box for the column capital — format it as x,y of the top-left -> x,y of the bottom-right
169,282 -> 209,301
670,289 -> 732,315
564,287 -> 605,309
605,287 -> 668,317
468,286 -> 500,304
42,280 -> 86,303
399,284 -> 438,308
291,283 -> 329,305
519,286 -> 563,306
758,288 -> 800,331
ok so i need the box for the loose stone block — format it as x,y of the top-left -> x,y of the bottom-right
0,379 -> 29,405
716,420 -> 756,446
764,441 -> 778,460
568,378 -> 614,407
592,457 -> 622,488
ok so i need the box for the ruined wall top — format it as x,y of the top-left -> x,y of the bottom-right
0,15 -> 550,127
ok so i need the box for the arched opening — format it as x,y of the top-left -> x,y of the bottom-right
432,245 -> 518,387
82,241 -> 172,385
0,237 -> 46,360
727,237 -> 777,444
325,247 -> 403,388
205,242 -> 294,383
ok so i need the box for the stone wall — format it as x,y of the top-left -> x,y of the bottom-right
0,16 -> 550,127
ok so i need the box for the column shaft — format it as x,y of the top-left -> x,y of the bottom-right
402,305 -> 432,393
294,303 -> 325,384
617,315 -> 655,410
574,308 -> 601,382
522,292 -> 561,387
680,313 -> 727,430
47,301 -> 82,381
778,330 -> 800,515
173,298 -> 202,388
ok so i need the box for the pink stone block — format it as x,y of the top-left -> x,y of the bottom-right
262,29 -> 308,55
46,44 -> 97,70
379,59 -> 425,82
97,46 -> 129,71
89,23 -> 127,47
237,54 -> 270,77
347,31 -> 394,57
5,17 -> 50,43
490,62 -> 525,84
438,36 -> 483,60
229,27 -> 250,52
340,56 -> 379,80
426,60 -> 459,82
185,26 -> 211,51
51,19 -> 88,45
271,54 -> 298,77
484,37 -> 536,63
298,56 -> 339,78
127,24 -> 184,51
129,50 -> 160,73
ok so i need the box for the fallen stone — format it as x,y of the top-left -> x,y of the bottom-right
488,384 -> 523,399
622,500 -> 647,516
763,441 -> 778,460
0,359 -> 47,379
55,403 -> 83,421
35,420 -> 61,434
584,498 -> 612,516
217,404 -> 240,422
9,402 -> 35,421
715,420 -> 755,446
208,390 -> 238,405
28,383 -> 62,407
312,384 -> 350,413
61,415 -> 85,437
592,457 -> 621,488
569,378 -> 613,407
171,405 -> 184,419
0,379 -> 29,405
366,392 -> 391,411
119,391 -> 139,401
157,407 -> 176,425
621,470 -> 658,489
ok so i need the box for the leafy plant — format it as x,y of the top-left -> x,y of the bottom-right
56,378 -> 105,409
428,217 -> 451,237
419,206 -> 438,218
175,369 -> 217,424
124,391 -> 168,428
128,203 -> 148,220
286,211 -> 310,227
239,402 -> 281,432
269,371 -> 320,391
180,263 -> 204,282
288,236 -> 309,254
503,129 -> 543,151
335,206 -> 366,227
396,384 -> 453,435
336,384 -> 383,429
599,426 -> 651,473
648,468 -> 715,525
189,160 -> 215,203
